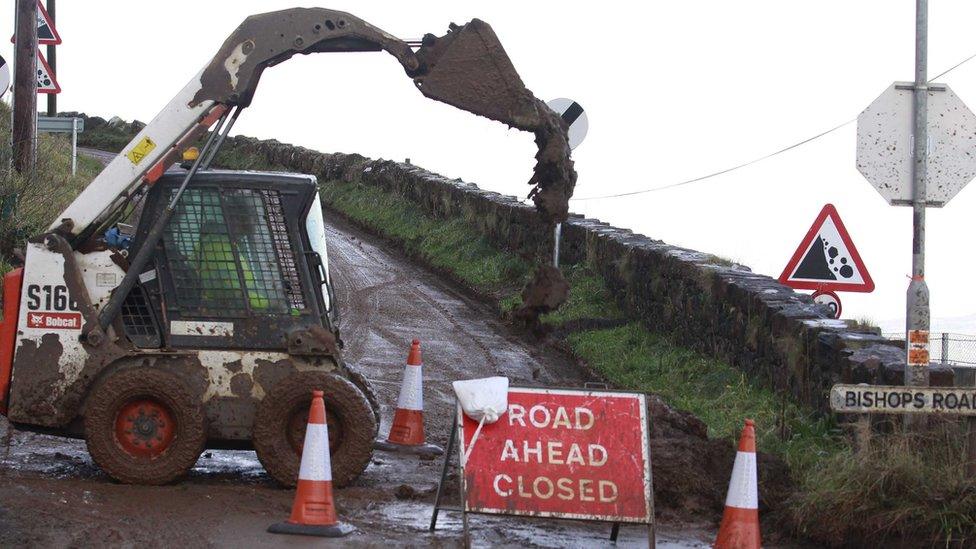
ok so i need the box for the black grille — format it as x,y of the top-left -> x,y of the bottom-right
262,190 -> 306,310
162,188 -> 304,318
120,283 -> 161,347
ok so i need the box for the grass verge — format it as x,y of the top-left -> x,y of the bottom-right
320,179 -> 531,298
319,177 -> 839,473
0,103 -> 103,272
789,426 -> 976,546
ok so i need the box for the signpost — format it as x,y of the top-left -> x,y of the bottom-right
778,204 -> 874,318
431,387 -> 654,546
37,116 -> 83,175
831,383 -> 976,474
855,0 -> 976,391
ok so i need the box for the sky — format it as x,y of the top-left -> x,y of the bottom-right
5,1 -> 976,333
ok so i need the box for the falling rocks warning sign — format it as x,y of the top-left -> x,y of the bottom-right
778,203 -> 874,293
458,387 -> 652,523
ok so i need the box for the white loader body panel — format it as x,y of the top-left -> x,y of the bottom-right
52,69 -> 215,237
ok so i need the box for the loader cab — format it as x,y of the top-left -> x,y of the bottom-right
123,171 -> 337,351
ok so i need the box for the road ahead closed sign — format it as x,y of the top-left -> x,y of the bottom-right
458,387 -> 652,524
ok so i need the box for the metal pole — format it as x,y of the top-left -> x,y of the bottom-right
12,0 -> 39,174
200,106 -> 242,170
70,117 -> 77,176
45,0 -> 56,117
941,332 -> 949,365
553,223 -> 562,267
906,0 -> 931,389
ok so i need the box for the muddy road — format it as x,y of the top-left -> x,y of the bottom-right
0,196 -> 715,546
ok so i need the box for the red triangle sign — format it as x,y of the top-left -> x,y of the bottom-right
778,204 -> 874,293
10,1 -> 62,46
36,50 -> 60,94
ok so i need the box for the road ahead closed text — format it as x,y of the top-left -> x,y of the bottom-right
459,388 -> 651,523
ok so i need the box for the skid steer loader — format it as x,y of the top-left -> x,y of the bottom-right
0,8 -> 575,485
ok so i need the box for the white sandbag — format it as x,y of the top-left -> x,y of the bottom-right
452,376 -> 509,463
453,376 -> 509,423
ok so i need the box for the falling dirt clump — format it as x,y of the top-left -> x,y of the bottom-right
515,265 -> 570,325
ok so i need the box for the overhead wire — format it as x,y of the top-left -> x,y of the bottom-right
571,50 -> 976,201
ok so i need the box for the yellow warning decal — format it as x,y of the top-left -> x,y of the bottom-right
126,137 -> 157,165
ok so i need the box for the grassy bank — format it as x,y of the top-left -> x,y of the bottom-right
318,180 -> 838,470
0,103 -> 103,276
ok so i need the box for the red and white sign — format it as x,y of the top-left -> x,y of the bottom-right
27,311 -> 81,330
10,1 -> 62,46
458,387 -> 652,524
35,50 -> 59,94
778,204 -> 874,293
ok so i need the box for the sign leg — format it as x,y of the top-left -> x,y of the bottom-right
609,522 -> 620,542
854,413 -> 872,456
71,118 -> 77,176
429,419 -> 458,531
967,416 -> 976,478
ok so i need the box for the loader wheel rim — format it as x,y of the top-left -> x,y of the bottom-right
286,405 -> 343,455
114,399 -> 176,459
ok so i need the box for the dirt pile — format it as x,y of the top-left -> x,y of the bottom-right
643,394 -> 793,522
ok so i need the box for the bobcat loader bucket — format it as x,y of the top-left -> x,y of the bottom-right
413,20 -> 577,224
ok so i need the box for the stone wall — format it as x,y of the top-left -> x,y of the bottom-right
219,136 -> 953,412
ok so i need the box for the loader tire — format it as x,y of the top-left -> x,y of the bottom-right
344,362 -> 380,438
253,371 -> 375,488
84,368 -> 207,485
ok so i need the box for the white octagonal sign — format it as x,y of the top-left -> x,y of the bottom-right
856,82 -> 976,207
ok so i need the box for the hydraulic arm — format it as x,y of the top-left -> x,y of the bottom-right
50,8 -> 575,339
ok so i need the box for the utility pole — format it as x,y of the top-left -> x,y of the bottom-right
45,0 -> 56,117
905,0 -> 931,389
12,0 -> 39,173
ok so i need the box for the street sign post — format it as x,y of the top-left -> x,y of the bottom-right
37,116 -> 83,174
431,387 -> 655,546
779,204 -> 873,318
854,1 -> 976,391
831,382 -> 976,474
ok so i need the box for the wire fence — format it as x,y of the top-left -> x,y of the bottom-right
884,333 -> 976,367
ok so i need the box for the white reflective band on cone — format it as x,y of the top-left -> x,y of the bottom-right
298,424 -> 332,482
724,451 -> 758,509
396,365 -> 424,411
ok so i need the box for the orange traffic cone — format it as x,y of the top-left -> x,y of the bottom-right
375,339 -> 443,455
268,390 -> 355,538
714,419 -> 761,549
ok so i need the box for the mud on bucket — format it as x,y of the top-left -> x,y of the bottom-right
452,376 -> 508,463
